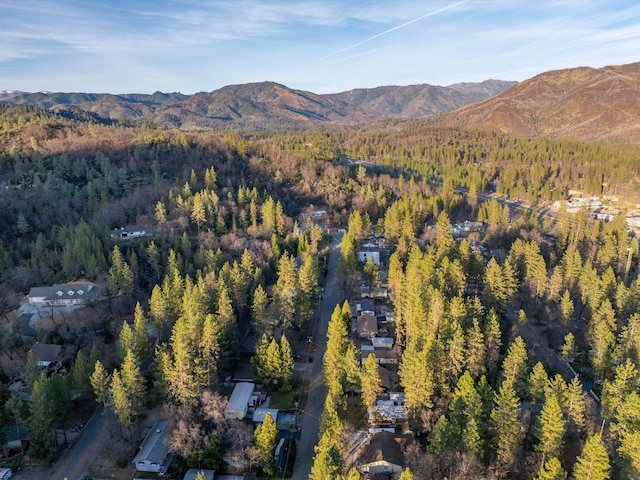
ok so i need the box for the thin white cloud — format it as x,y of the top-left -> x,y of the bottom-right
321,1 -> 468,60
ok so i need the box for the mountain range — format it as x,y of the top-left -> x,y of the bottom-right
2,61 -> 640,142
1,80 -> 515,131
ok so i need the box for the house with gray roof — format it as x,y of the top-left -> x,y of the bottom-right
27,282 -> 100,307
133,420 -> 171,473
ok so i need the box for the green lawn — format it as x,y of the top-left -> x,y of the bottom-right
269,389 -> 296,409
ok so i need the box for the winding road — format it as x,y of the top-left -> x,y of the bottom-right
291,233 -> 342,480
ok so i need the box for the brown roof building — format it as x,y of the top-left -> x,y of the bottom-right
357,432 -> 410,475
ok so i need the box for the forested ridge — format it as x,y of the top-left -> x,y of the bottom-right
0,105 -> 638,479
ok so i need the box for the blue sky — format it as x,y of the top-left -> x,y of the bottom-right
1,1 -> 639,94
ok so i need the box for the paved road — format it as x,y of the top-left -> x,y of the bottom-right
50,408 -> 108,480
291,234 -> 343,480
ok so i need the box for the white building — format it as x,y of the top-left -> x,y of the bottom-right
224,383 -> 255,420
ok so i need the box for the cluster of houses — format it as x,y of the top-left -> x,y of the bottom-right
344,294 -> 415,478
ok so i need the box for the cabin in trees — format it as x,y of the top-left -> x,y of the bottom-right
27,282 -> 100,307
30,343 -> 63,372
110,226 -> 154,240
133,421 -> 171,474
355,431 -> 410,476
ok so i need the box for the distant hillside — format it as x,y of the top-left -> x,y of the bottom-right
0,90 -> 28,101
444,62 -> 640,142
2,80 -> 516,131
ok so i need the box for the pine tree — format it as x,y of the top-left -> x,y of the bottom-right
490,379 -> 524,468
485,308 -> 502,371
397,468 -> 414,480
298,253 -> 319,325
590,299 -> 617,380
502,336 -> 529,397
529,362 -> 550,403
564,376 -> 586,435
537,393 -> 566,461
254,412 -> 278,476
215,282 -> 239,373
191,191 -> 206,233
559,290 -> 574,328
399,336 -> 435,414
252,333 -> 272,383
200,313 -> 219,387
149,284 -> 168,337
90,360 -> 111,412
445,319 -> 466,386
111,351 -> 145,432
466,317 -> 487,378
572,435 -> 610,480
324,304 -> 349,399
29,375 -> 57,459
274,252 -> 298,330
345,467 -> 360,480
279,334 -> 294,390
483,257 -> 509,313
561,333 -> 577,363
360,353 -> 383,412
108,245 -> 134,298
536,457 -> 567,480
251,283 -> 271,335
71,349 -> 91,398
110,368 -> 133,431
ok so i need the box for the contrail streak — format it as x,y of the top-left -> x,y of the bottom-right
322,0 -> 468,60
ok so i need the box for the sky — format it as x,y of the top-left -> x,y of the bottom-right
1,0 -> 640,95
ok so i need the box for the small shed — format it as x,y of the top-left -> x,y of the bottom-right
224,382 -> 255,420
133,420 -> 171,473
183,468 -> 215,480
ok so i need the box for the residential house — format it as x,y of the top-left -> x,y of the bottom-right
356,432 -> 410,475
110,226 -> 154,240
359,249 -> 381,265
1,424 -> 30,458
370,400 -> 407,428
361,349 -> 398,366
358,299 -> 375,316
30,343 -> 63,372
27,283 -> 100,307
224,382 -> 255,420
133,420 -> 171,473
357,314 -> 378,339
252,408 -> 279,424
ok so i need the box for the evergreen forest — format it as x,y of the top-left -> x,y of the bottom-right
0,104 -> 639,480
